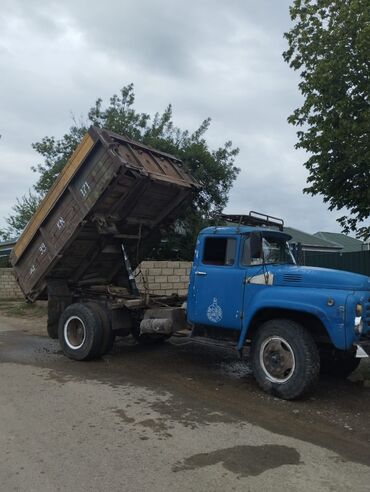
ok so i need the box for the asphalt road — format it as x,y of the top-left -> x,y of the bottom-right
0,312 -> 369,491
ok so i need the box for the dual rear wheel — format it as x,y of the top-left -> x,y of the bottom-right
58,303 -> 114,361
57,302 -> 165,360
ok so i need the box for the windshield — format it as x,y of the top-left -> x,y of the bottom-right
242,233 -> 296,266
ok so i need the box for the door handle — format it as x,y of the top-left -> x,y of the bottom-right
195,271 -> 207,276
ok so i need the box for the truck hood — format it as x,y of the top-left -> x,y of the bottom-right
272,265 -> 370,291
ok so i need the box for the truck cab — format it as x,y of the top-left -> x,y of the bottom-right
187,215 -> 370,399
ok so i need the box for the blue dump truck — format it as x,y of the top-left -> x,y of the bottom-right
12,127 -> 370,400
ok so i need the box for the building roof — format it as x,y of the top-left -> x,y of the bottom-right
0,238 -> 17,255
0,239 -> 17,247
314,231 -> 369,252
283,227 -> 341,251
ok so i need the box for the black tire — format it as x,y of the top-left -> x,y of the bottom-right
131,322 -> 168,345
58,303 -> 103,361
320,348 -> 361,378
251,319 -> 320,400
86,302 -> 115,356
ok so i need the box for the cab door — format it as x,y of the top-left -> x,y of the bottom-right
193,235 -> 245,330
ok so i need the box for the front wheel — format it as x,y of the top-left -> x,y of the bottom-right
251,319 -> 320,400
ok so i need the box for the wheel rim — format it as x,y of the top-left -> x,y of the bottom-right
259,336 -> 296,383
64,316 -> 86,350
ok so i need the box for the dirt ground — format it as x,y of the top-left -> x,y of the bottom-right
0,301 -> 369,491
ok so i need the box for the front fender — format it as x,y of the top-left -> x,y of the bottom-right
238,286 -> 350,350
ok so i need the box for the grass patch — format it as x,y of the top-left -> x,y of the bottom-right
0,300 -> 47,318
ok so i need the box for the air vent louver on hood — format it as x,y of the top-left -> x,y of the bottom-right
282,274 -> 303,283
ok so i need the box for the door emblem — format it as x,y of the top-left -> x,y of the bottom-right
207,298 -> 223,323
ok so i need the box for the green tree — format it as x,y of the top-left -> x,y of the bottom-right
284,0 -> 370,239
1,84 -> 240,259
1,191 -> 40,240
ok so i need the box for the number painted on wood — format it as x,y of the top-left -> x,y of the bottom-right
80,181 -> 90,198
39,243 -> 47,255
56,217 -> 65,230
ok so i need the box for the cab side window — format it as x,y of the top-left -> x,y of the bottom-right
202,237 -> 236,266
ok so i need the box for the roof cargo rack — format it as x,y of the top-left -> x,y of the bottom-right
221,211 -> 284,231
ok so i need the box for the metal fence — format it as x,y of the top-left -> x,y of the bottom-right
302,250 -> 370,277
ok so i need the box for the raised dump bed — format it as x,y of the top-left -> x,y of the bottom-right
11,126 -> 198,302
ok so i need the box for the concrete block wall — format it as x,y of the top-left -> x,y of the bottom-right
0,262 -> 192,299
135,261 -> 192,296
0,268 -> 24,299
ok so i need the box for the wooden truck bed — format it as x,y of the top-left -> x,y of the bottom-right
11,126 -> 198,301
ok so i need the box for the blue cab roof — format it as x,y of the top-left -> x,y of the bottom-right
199,226 -> 292,241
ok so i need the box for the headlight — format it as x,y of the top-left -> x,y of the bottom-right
355,303 -> 362,317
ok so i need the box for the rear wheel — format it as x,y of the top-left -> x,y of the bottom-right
58,303 -> 103,360
251,319 -> 320,400
320,348 -> 361,378
86,302 -> 115,356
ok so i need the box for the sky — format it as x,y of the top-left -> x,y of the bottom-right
0,0 -> 346,235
